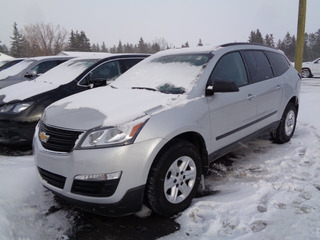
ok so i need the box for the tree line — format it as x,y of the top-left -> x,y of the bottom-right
248,28 -> 320,61
1,22 -> 320,62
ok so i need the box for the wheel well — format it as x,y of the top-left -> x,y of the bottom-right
288,96 -> 299,112
158,132 -> 209,174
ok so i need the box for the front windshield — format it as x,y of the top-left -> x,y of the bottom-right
34,58 -> 99,85
112,53 -> 211,94
0,59 -> 36,80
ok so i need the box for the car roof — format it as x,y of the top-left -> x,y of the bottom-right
154,42 -> 282,57
22,55 -> 74,61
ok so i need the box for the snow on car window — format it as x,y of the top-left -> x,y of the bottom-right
34,58 -> 99,85
0,59 -> 36,80
112,54 -> 210,94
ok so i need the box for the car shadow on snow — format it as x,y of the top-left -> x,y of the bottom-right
48,196 -> 180,240
0,143 -> 32,156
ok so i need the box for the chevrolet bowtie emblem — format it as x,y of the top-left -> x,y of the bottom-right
39,131 -> 50,143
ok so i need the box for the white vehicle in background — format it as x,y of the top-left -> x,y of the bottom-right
302,57 -> 320,78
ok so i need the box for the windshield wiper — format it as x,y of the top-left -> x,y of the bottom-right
132,87 -> 158,92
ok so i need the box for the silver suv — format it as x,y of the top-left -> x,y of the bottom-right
34,43 -> 301,216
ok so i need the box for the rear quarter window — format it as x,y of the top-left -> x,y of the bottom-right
265,51 -> 290,77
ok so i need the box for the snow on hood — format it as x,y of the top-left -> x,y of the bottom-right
0,57 -> 101,103
44,86 -> 180,130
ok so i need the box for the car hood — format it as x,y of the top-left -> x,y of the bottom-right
0,80 -> 60,104
43,86 -> 180,131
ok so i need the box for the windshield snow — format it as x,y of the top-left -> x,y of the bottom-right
112,54 -> 211,94
34,58 -> 99,85
0,59 -> 36,80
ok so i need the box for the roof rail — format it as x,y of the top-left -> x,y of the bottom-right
220,42 -> 277,50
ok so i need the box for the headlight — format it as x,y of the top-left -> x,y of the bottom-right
0,102 -> 33,114
77,120 -> 148,149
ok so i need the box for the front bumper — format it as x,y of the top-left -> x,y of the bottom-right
0,120 -> 37,144
33,131 -> 164,216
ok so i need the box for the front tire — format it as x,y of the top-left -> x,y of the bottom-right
271,102 -> 297,143
145,140 -> 202,216
301,68 -> 312,78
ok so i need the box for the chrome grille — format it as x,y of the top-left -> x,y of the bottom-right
39,122 -> 83,152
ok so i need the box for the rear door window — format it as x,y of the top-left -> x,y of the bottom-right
242,51 -> 273,82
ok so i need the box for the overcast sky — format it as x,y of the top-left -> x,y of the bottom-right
1,0 -> 319,49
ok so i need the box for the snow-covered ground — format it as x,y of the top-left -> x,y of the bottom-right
0,78 -> 319,240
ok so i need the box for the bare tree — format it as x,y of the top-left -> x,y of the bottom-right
23,22 -> 68,56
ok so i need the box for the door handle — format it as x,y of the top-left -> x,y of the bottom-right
276,85 -> 282,90
247,94 -> 256,100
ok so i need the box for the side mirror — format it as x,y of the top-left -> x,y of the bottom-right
25,70 -> 38,78
92,78 -> 107,88
206,80 -> 239,96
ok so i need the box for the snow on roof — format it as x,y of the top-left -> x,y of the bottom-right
57,51 -> 113,57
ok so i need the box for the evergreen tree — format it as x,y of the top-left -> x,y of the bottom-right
181,41 -> 189,48
248,29 -> 264,44
197,39 -> 203,47
10,22 -> 25,57
264,34 -> 275,47
138,37 -> 148,53
109,45 -> 117,53
67,30 -> 78,51
79,31 -> 91,51
67,30 -> 91,52
123,43 -> 134,53
151,43 -> 160,53
101,42 -> 108,52
91,43 -> 98,52
0,42 -> 9,55
117,41 -> 123,53
313,29 -> 320,59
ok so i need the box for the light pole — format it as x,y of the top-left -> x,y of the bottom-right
294,0 -> 307,73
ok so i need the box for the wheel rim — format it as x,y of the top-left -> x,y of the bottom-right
285,110 -> 295,136
164,156 -> 197,204
301,69 -> 309,78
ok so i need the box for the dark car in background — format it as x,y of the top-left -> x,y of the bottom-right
0,53 -> 149,145
0,56 -> 73,89
0,58 -> 25,72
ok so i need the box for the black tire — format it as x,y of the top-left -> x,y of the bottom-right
271,102 -> 297,144
145,140 -> 202,216
301,68 -> 312,78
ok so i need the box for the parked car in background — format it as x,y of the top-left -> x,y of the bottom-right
0,56 -> 73,89
302,57 -> 320,78
34,43 -> 300,217
0,54 -> 149,145
0,58 -> 25,72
